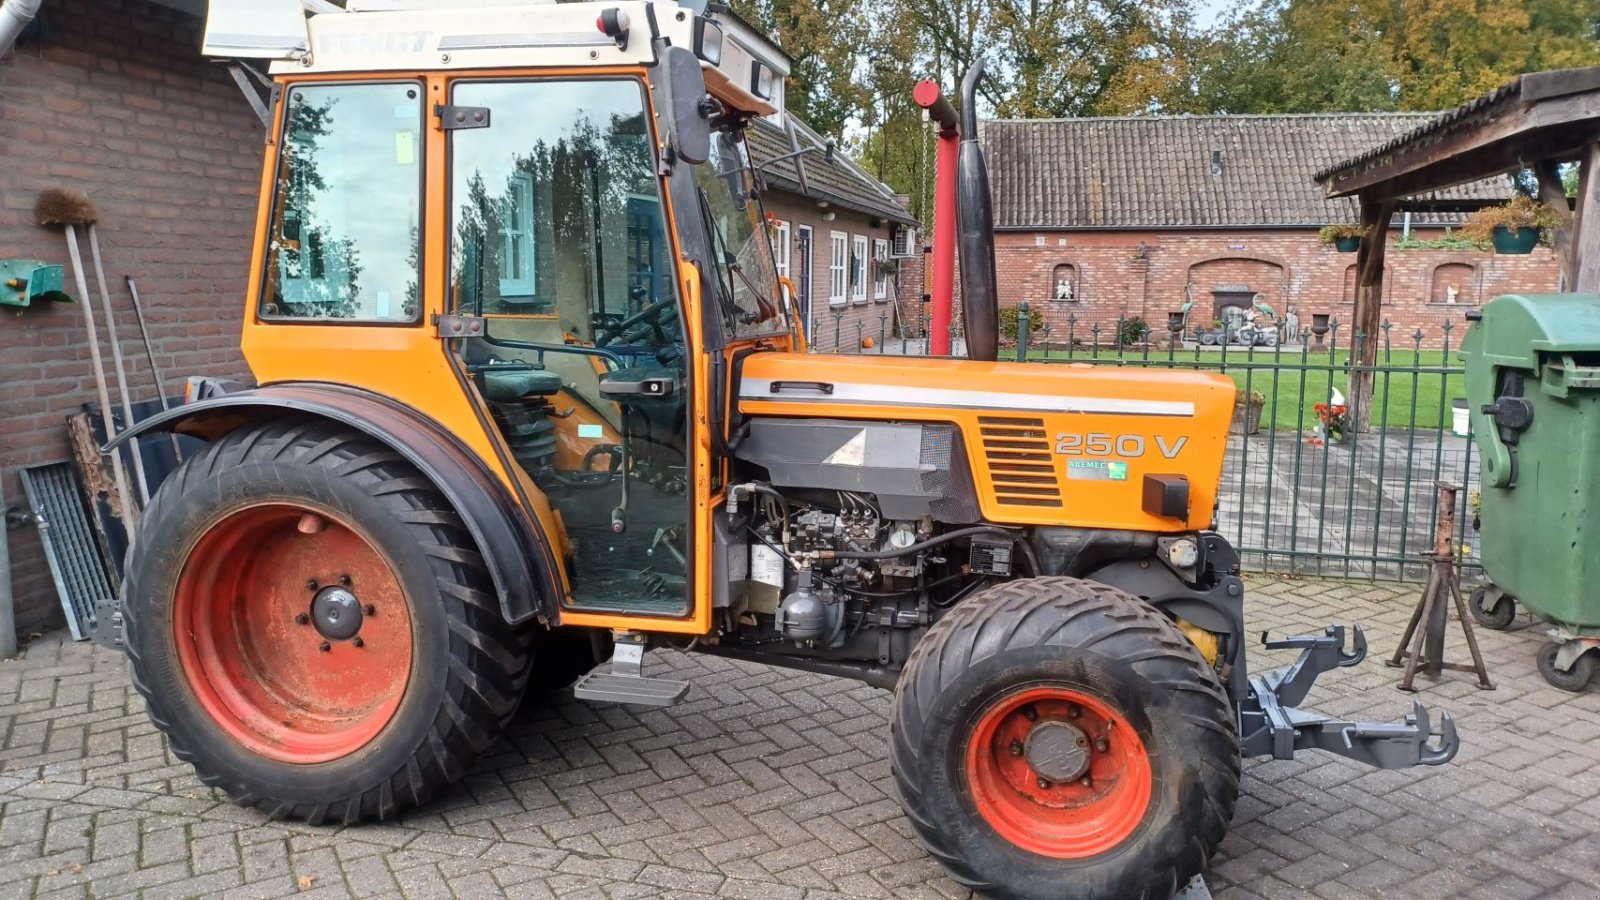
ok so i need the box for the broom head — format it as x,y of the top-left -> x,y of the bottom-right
34,188 -> 98,227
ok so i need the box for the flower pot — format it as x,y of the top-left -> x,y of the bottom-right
1491,225 -> 1541,254
1230,402 -> 1262,435
1333,236 -> 1361,253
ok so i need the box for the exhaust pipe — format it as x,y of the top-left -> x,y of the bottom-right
0,0 -> 44,58
956,59 -> 999,362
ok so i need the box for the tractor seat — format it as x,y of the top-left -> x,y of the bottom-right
481,368 -> 563,402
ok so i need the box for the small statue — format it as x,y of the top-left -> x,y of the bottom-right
1284,306 -> 1300,341
1446,284 -> 1459,305
1055,277 -> 1074,302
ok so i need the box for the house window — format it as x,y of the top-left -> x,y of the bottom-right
851,235 -> 869,304
829,231 -> 848,305
873,238 -> 890,301
1051,263 -> 1077,302
772,220 -> 791,302
499,171 -> 537,298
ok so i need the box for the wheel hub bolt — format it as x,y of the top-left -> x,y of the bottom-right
353,637 -> 364,649
306,579 -> 319,591
363,605 -> 376,616
318,641 -> 331,652
1022,706 -> 1037,722
1037,777 -> 1051,790
1095,737 -> 1109,753
294,613 -> 309,626
1066,704 -> 1080,719
1009,739 -> 1024,757
1080,775 -> 1092,787
339,575 -> 351,586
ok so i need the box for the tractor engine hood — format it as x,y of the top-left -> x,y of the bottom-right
735,352 -> 1238,532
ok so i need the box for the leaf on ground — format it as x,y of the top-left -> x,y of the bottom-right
297,875 -> 316,889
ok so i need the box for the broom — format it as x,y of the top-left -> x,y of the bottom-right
34,188 -> 143,531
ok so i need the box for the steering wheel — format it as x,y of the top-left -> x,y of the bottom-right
596,298 -> 676,348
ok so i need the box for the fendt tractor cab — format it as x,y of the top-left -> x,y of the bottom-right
108,2 -> 1458,897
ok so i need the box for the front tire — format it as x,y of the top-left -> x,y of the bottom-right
123,418 -> 533,824
890,577 -> 1238,900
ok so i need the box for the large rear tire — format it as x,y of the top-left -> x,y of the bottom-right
123,418 -> 533,824
890,577 -> 1238,900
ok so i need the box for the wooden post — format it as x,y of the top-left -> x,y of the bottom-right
1347,197 -> 1395,434
1575,142 -> 1600,294
1537,159 -> 1576,290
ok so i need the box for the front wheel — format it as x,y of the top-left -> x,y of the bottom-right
1468,585 -> 1516,631
890,577 -> 1239,900
123,418 -> 533,824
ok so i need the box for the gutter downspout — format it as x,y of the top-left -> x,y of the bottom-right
0,0 -> 44,59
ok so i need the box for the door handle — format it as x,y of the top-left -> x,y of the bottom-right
769,380 -> 833,395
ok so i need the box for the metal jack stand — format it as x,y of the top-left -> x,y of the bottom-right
1388,481 -> 1494,692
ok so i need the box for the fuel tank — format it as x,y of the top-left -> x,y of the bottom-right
736,353 -> 1236,532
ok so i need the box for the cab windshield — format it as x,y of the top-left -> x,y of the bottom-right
692,130 -> 787,340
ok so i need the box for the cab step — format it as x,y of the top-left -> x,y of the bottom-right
571,637 -> 688,707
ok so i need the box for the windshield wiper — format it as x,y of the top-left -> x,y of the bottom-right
696,187 -> 741,331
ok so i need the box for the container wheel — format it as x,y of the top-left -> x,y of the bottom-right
123,418 -> 533,824
890,577 -> 1239,900
1468,585 -> 1516,631
1537,642 -> 1596,693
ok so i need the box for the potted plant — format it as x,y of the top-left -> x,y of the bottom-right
1460,195 -> 1567,254
874,257 -> 899,279
1319,224 -> 1365,253
1230,389 -> 1265,435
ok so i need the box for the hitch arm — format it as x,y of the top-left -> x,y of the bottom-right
1240,625 -> 1459,769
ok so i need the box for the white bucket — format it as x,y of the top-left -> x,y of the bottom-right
1451,399 -> 1469,437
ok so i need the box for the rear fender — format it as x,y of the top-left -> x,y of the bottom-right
103,382 -> 558,626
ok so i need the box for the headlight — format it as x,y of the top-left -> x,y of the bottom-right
750,61 -> 774,100
694,19 -> 724,66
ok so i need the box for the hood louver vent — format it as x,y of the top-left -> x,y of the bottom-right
978,416 -> 1062,508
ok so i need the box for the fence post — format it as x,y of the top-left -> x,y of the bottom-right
833,309 -> 843,351
1016,302 -> 1031,362
879,313 -> 889,353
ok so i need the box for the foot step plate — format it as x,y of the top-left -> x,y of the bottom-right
573,672 -> 689,706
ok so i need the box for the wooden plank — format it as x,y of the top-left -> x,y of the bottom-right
1538,159 -> 1577,290
1347,199 -> 1395,434
1577,141 -> 1600,294
1523,65 -> 1600,103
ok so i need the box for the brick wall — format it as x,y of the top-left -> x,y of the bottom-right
759,193 -> 908,353
991,229 -> 1560,349
0,0 -> 261,638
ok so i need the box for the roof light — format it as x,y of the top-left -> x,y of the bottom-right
596,8 -> 630,49
750,61 -> 774,101
694,18 -> 724,66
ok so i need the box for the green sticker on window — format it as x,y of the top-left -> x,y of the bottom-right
578,424 -> 604,439
1067,460 -> 1128,481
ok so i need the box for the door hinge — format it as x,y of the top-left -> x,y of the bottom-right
435,104 -> 491,130
435,313 -> 486,338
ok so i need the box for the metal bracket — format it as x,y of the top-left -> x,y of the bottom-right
1240,624 -> 1459,769
436,104 -> 491,130
225,61 -> 277,132
434,314 -> 486,339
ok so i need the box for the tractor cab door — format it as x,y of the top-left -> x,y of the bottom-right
445,76 -> 693,619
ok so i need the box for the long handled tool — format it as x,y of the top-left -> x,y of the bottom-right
84,217 -> 151,505
34,189 -> 139,532
124,277 -> 183,463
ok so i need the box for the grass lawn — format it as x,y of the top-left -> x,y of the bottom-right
1027,347 -> 1465,431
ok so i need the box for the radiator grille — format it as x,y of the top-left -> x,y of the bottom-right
978,417 -> 1063,508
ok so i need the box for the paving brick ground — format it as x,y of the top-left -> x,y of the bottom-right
3,575 -> 1599,899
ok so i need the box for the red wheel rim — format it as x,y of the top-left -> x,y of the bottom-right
964,686 -> 1153,858
172,503 -> 413,764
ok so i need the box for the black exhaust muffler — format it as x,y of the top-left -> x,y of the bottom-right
956,59 -> 999,362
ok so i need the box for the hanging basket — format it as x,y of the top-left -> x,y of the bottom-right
1333,236 -> 1361,253
1490,225 -> 1541,255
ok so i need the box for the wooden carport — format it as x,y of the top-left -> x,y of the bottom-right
1315,66 -> 1600,432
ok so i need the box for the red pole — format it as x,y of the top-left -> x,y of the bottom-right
915,79 -> 960,356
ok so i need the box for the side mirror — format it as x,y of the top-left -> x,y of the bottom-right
662,46 -> 711,166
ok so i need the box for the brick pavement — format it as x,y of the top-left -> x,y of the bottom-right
3,576 -> 1599,899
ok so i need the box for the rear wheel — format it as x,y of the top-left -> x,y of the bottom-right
123,418 -> 533,823
891,577 -> 1238,900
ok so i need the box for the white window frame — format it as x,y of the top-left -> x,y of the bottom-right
851,234 -> 869,305
829,230 -> 848,306
873,237 -> 889,301
499,171 -> 536,297
772,220 -> 791,300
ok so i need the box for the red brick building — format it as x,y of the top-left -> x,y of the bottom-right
980,114 -> 1560,346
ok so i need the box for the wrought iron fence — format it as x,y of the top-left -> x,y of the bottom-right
820,302 -> 1481,582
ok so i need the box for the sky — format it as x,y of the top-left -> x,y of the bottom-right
1194,0 -> 1236,29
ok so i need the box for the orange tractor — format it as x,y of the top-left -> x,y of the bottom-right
110,2 -> 1456,897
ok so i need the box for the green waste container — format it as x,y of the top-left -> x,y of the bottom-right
1461,294 -> 1600,689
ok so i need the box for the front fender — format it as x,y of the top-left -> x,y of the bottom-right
105,382 -> 558,626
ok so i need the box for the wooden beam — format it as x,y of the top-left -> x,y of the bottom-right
1577,142 -> 1600,294
1537,159 -> 1577,290
1348,198 -> 1396,434
1320,91 -> 1600,200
